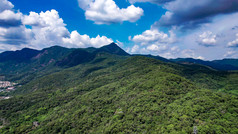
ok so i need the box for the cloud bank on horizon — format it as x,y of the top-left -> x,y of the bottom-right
0,0 -> 238,60
127,0 -> 238,59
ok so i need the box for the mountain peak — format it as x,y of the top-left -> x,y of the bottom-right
108,42 -> 118,47
97,42 -> 129,56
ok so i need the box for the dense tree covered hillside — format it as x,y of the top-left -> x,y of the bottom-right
0,44 -> 237,133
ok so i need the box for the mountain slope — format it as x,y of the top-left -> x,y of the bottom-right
0,46 -> 73,84
56,49 -> 95,67
0,55 -> 237,133
133,54 -> 170,62
0,43 -> 129,83
0,44 -> 237,133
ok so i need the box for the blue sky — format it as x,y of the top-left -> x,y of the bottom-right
10,0 -> 165,45
0,0 -> 238,60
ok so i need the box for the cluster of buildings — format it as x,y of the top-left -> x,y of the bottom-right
0,81 -> 17,92
0,96 -> 10,100
0,81 -> 13,88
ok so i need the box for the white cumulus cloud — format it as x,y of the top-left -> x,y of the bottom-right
0,26 -> 33,46
131,29 -> 176,45
78,0 -> 92,10
181,49 -> 204,59
129,0 -> 174,5
146,44 -> 167,52
0,10 -> 22,20
23,10 -> 66,27
23,9 -> 114,49
0,1 -> 115,52
130,45 -> 140,53
0,0 -> 14,12
227,33 -> 238,47
129,28 -> 177,57
63,30 -> 113,48
0,10 -> 22,27
224,50 -> 238,58
197,31 -> 217,46
78,0 -> 144,24
21,10 -> 70,49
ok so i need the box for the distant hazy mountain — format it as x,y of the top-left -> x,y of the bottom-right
171,58 -> 238,71
213,59 -> 238,67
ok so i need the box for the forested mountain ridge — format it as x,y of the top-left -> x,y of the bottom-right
0,42 -> 237,78
0,43 -> 128,84
0,43 -> 237,133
